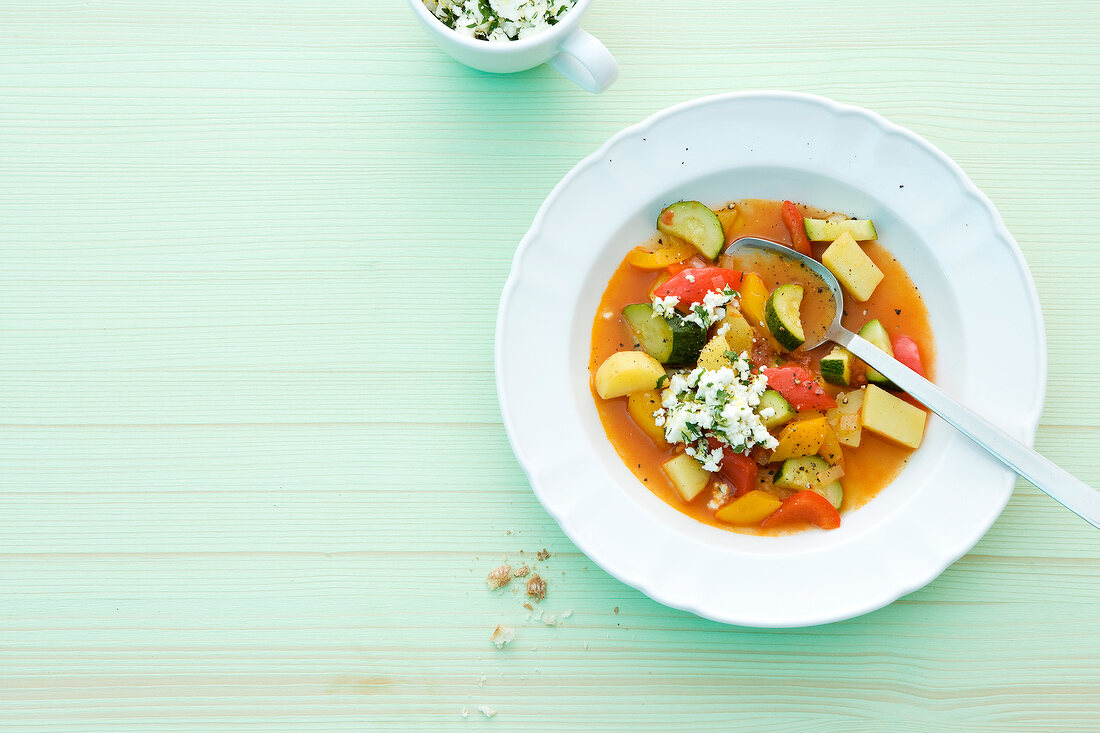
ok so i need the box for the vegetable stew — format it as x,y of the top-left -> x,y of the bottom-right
589,198 -> 935,535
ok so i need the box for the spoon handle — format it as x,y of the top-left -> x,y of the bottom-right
836,331 -> 1100,530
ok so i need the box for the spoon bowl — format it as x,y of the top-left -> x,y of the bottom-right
725,236 -> 845,350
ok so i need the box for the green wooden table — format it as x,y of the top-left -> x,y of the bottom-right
2,2 -> 1098,730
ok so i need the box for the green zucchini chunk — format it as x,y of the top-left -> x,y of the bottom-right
622,303 -> 706,364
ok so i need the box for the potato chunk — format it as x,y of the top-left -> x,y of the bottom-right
821,232 -> 884,302
860,385 -> 927,449
661,453 -> 711,502
593,351 -> 666,399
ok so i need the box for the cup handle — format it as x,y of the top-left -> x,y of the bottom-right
547,29 -> 618,93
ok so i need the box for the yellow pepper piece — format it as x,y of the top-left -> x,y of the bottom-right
715,206 -> 742,244
627,390 -> 667,445
715,490 -> 783,526
770,416 -> 830,462
625,240 -> 696,271
818,422 -> 845,467
647,271 -> 671,300
739,272 -> 769,330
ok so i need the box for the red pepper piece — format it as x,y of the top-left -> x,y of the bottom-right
721,451 -> 759,498
705,437 -> 760,499
652,268 -> 744,311
891,335 -> 926,377
760,490 -> 841,530
762,365 -> 837,410
781,200 -> 813,256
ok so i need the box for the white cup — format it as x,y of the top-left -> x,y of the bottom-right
407,0 -> 619,93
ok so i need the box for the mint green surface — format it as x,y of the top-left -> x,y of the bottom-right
2,2 -> 1099,730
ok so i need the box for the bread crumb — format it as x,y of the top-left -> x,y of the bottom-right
486,565 -> 512,590
478,705 -> 497,719
522,602 -> 533,611
514,565 -> 530,577
526,574 -> 547,601
490,625 -> 515,649
536,548 -> 551,561
613,606 -> 619,614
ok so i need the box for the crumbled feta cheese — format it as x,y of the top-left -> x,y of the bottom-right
684,273 -> 695,283
429,0 -> 575,42
716,322 -> 730,337
654,353 -> 779,462
677,287 -> 739,330
652,295 -> 679,318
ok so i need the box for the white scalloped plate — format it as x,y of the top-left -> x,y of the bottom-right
495,92 -> 1045,627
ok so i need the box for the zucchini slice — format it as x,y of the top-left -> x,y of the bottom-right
657,201 -> 725,260
820,346 -> 853,386
764,283 -> 805,351
857,319 -> 896,388
756,389 -> 797,430
803,218 -> 878,242
773,455 -> 830,491
622,303 -> 706,364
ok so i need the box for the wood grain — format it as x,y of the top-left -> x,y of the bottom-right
1,1 -> 1099,730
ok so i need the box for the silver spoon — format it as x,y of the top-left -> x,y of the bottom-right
726,236 -> 1100,530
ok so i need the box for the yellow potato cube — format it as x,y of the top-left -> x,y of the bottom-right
593,351 -> 666,399
821,232 -> 884,303
661,453 -> 711,502
860,384 -> 927,449
627,390 -> 667,445
714,490 -> 783,526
